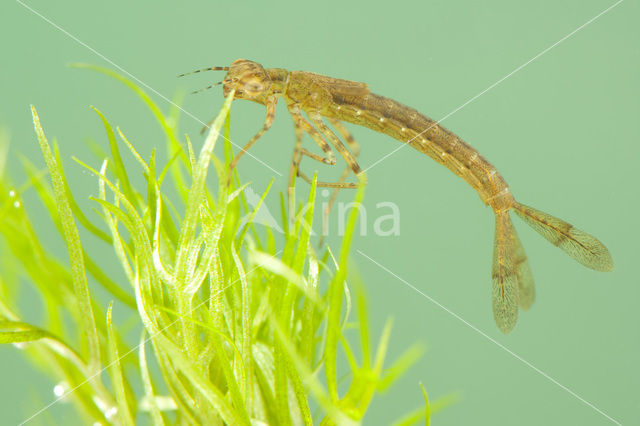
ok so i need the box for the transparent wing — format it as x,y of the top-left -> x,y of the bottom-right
511,223 -> 535,310
492,212 -> 519,333
513,203 -> 613,272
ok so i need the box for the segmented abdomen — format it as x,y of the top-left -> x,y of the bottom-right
323,91 -> 512,210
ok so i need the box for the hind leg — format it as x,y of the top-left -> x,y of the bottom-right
323,118 -> 362,232
287,105 -> 355,223
287,105 -> 363,189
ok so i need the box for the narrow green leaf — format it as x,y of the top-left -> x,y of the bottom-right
373,318 -> 394,375
324,176 -> 366,401
391,393 -> 459,426
231,242 -> 252,409
106,303 -> 136,426
279,192 -> 289,235
117,127 -> 149,173
97,160 -> 134,284
0,322 -> 48,343
185,133 -> 196,175
378,343 -> 426,391
91,106 -> 137,207
299,246 -> 320,364
173,90 -> 235,288
235,179 -> 274,247
252,343 -> 279,425
157,146 -> 183,187
420,382 -> 430,426
147,149 -> 158,235
138,332 -> 166,426
51,145 -> 112,243
355,277 -> 371,369
31,105 -> 102,373
0,321 -> 97,389
292,175 -> 317,274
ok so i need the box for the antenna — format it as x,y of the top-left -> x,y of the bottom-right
190,81 -> 224,94
177,66 -> 230,78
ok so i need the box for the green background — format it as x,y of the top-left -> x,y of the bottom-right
1,0 -> 638,424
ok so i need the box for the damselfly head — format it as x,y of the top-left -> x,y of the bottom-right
222,59 -> 271,100
179,59 -> 272,100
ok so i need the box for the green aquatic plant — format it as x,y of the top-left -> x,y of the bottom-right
0,66 -> 448,424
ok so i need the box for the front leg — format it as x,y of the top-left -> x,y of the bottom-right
227,95 -> 278,184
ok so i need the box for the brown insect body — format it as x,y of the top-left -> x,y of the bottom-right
327,90 -> 513,210
190,59 -> 613,333
275,69 -> 513,212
